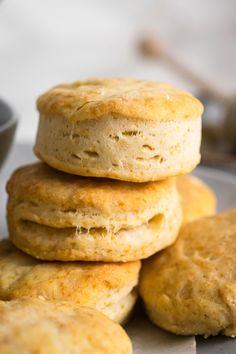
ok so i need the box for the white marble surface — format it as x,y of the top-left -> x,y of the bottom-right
0,0 -> 236,143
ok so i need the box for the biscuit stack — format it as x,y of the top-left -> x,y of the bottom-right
6,79 -> 205,260
2,78 -> 216,350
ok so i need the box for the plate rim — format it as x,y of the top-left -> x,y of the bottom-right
195,165 -> 236,186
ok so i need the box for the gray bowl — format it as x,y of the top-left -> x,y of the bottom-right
0,98 -> 17,170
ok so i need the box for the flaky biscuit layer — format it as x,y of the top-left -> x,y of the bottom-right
7,163 -> 182,261
34,115 -> 201,182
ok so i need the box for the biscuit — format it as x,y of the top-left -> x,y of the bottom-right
0,299 -> 132,354
177,175 -> 216,223
6,162 -> 182,261
139,210 -> 236,337
0,240 -> 140,323
34,79 -> 203,182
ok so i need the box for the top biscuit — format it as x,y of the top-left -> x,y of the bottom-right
37,79 -> 203,122
35,79 -> 203,182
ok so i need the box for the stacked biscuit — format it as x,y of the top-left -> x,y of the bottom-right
1,79 -> 221,352
7,80 -> 205,264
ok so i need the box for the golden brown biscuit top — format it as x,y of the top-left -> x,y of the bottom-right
6,162 -> 175,213
140,209 -> 236,305
37,79 -> 203,121
177,175 -> 216,223
0,240 -> 140,301
0,299 -> 132,354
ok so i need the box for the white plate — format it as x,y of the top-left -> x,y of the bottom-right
1,144 -> 236,354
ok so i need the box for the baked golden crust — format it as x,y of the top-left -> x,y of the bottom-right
0,240 -> 140,322
177,175 -> 216,223
6,162 -> 174,214
139,210 -> 236,337
37,79 -> 203,122
0,299 -> 132,354
35,79 -> 202,182
6,162 -> 182,261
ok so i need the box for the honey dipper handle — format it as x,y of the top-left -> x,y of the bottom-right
139,37 -> 228,103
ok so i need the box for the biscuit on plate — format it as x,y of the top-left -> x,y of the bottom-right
34,79 -> 203,182
177,174 -> 216,223
0,299 -> 132,354
139,210 -> 236,337
0,240 -> 140,323
6,162 -> 182,262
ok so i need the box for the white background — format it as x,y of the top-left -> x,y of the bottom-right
0,0 -> 235,142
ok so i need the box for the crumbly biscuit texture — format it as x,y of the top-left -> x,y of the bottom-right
37,79 -> 203,122
0,240 -> 140,323
177,175 -> 216,223
34,115 -> 201,182
140,210 -> 236,337
0,299 -> 132,354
